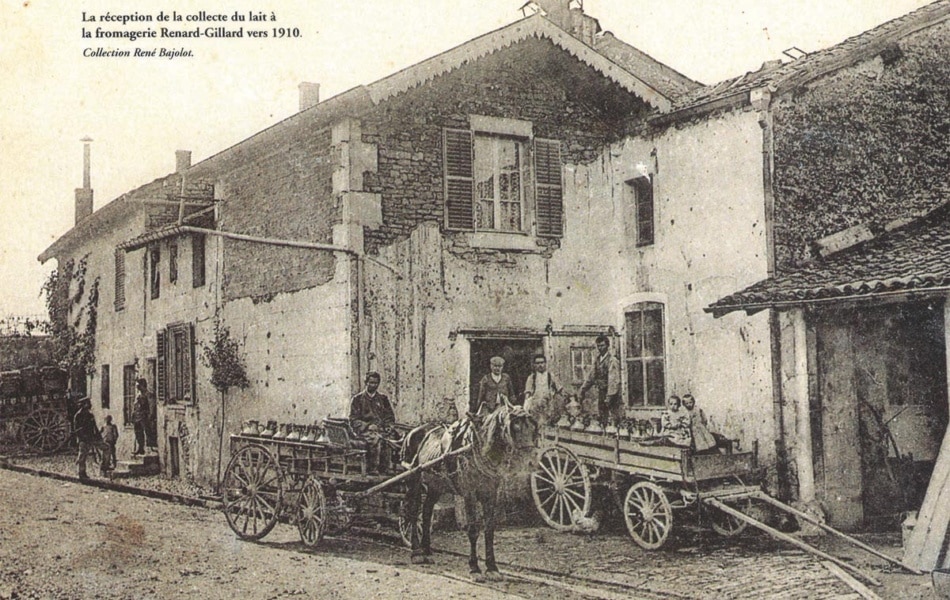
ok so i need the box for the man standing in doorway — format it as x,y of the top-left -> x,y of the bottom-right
472,356 -> 515,415
131,378 -> 149,456
349,371 -> 396,474
580,335 -> 621,424
524,353 -> 563,425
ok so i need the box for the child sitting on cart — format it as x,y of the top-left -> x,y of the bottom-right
660,395 -> 692,447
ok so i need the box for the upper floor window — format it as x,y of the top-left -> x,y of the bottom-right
149,245 -> 161,300
169,241 -> 178,284
444,119 -> 563,237
625,302 -> 665,407
114,249 -> 125,311
192,234 -> 206,288
629,176 -> 654,247
100,364 -> 110,409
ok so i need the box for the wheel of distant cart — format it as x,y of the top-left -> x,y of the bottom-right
531,446 -> 592,530
324,493 -> 353,536
398,484 -> 431,548
709,496 -> 752,538
19,408 -> 70,454
222,443 -> 284,540
623,480 -> 673,550
295,475 -> 327,547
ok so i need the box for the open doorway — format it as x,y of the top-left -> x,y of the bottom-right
469,337 -> 543,409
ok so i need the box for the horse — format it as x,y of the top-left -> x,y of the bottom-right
401,400 -> 538,579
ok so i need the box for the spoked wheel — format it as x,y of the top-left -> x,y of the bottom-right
296,475 -> 327,547
398,485 -> 430,548
709,497 -> 752,537
623,481 -> 673,549
531,446 -> 591,530
222,444 -> 284,540
19,408 -> 70,454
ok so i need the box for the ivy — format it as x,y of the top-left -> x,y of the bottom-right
41,255 -> 100,376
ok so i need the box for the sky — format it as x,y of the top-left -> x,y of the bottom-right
0,0 -> 934,318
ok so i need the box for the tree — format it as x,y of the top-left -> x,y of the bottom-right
200,316 -> 250,488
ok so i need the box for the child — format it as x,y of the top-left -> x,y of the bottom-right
682,394 -> 717,453
100,415 -> 119,471
661,395 -> 691,447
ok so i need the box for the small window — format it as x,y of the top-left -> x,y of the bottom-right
192,234 -> 206,288
149,245 -> 161,300
169,242 -> 178,284
100,364 -> 110,409
114,249 -> 125,311
570,346 -> 596,386
625,302 -> 666,407
629,176 -> 654,247
158,322 -> 195,404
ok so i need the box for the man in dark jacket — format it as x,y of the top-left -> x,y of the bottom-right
349,371 -> 395,474
73,397 -> 101,479
131,378 -> 149,456
472,356 -> 515,415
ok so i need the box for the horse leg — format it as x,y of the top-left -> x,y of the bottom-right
407,475 -> 430,565
464,496 -> 481,575
420,491 -> 439,556
482,493 -> 501,580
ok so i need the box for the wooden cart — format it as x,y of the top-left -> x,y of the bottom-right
0,367 -> 71,454
530,425 -> 759,549
221,419 -> 443,548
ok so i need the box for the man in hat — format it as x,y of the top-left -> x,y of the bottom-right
73,397 -> 102,479
472,356 -> 515,416
131,378 -> 149,456
349,371 -> 396,474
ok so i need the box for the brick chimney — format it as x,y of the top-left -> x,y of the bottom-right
533,0 -> 600,45
74,137 -> 93,224
175,150 -> 192,173
299,82 -> 320,112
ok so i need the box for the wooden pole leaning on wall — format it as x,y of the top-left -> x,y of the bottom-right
749,490 -> 922,575
704,498 -> 881,587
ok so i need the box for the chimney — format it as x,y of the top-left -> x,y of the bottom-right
534,1 -> 600,46
74,137 -> 94,224
175,150 -> 192,173
299,82 -> 320,112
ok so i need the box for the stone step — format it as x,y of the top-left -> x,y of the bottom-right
112,454 -> 161,478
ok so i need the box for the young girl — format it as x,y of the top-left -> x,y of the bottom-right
661,395 -> 691,447
682,394 -> 717,452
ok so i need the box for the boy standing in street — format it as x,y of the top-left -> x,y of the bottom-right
100,415 -> 119,471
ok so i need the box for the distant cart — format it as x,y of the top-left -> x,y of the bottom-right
0,367 -> 71,454
221,419 -> 462,548
531,424 -> 760,549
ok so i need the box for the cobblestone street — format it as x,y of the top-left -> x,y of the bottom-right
0,457 -> 935,599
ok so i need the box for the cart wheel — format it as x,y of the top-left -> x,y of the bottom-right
222,444 -> 284,540
296,476 -> 327,547
20,408 -> 70,454
531,446 -> 592,530
710,497 -> 751,538
623,481 -> 673,550
398,484 -> 430,548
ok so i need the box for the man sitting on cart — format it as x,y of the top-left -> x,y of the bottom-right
349,371 -> 396,474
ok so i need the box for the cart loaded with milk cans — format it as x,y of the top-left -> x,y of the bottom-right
0,367 -> 71,454
221,418 -> 464,548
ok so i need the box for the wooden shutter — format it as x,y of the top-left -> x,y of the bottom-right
192,234 -> 206,288
114,249 -> 125,311
185,323 -> 195,403
535,138 -> 563,237
156,329 -> 167,404
443,128 -> 474,230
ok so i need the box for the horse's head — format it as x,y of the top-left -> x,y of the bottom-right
481,400 -> 539,460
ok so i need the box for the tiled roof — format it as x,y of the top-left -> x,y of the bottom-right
707,203 -> 950,317
592,31 -> 702,99
669,0 -> 950,114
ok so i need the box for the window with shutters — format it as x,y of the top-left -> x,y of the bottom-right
625,302 -> 666,407
192,234 -> 206,288
114,249 -> 125,311
158,323 -> 195,404
122,365 -> 136,426
443,119 -> 562,238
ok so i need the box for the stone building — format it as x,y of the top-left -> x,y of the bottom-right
38,0 -> 950,533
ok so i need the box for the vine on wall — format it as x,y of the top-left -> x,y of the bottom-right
41,255 -> 101,376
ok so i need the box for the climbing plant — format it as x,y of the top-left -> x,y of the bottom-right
41,255 -> 100,376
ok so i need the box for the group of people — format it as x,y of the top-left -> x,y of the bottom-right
661,393 -> 719,452
72,377 -> 152,479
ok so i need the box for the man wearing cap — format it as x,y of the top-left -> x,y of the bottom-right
349,371 -> 396,474
73,398 -> 101,479
472,356 -> 515,416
